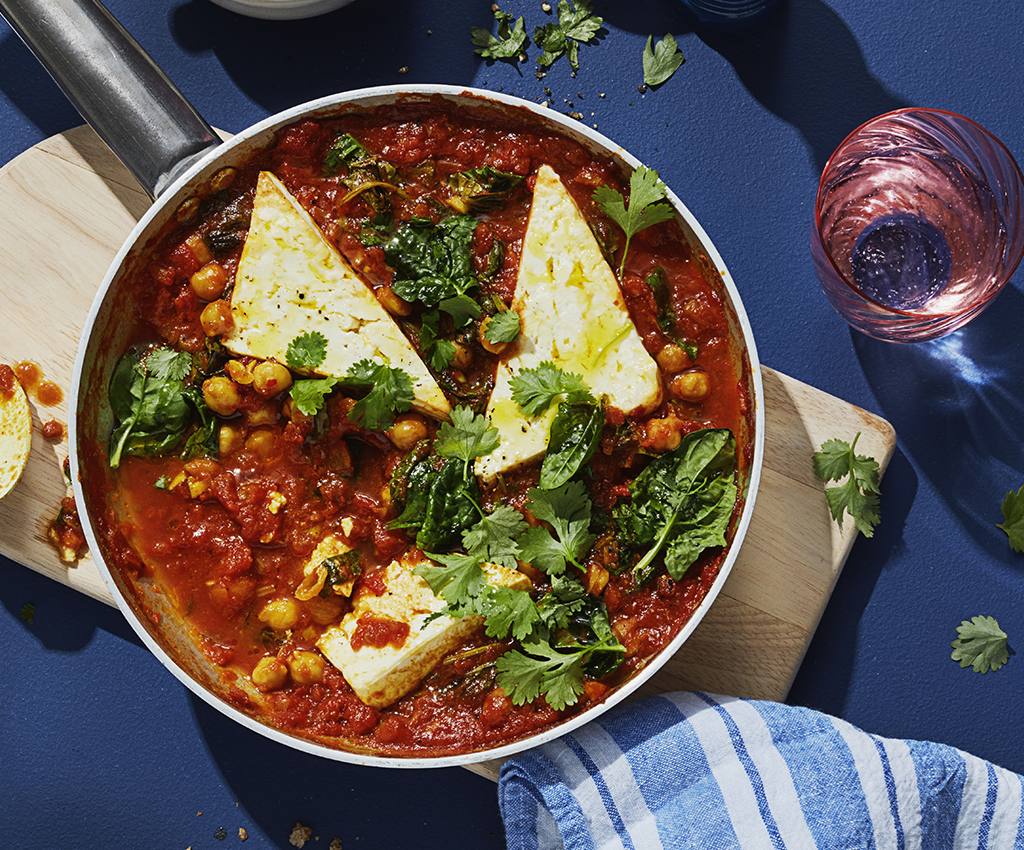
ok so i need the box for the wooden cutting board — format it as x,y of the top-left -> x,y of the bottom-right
0,126 -> 896,780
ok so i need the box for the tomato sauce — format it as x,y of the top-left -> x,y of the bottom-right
94,99 -> 754,757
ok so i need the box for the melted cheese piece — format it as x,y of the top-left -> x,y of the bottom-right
317,553 -> 531,709
475,164 -> 663,480
223,171 -> 450,420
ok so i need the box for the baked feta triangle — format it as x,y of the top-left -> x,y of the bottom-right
475,164 -> 663,481
223,171 -> 450,421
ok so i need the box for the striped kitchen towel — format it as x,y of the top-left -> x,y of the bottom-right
498,692 -> 1024,849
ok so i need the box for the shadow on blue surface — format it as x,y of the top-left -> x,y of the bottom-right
190,693 -> 507,849
694,0 -> 910,170
787,445 -> 918,716
853,283 -> 1024,561
0,554 -> 141,652
170,0 -> 483,115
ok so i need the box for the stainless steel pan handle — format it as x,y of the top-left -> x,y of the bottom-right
0,0 -> 221,198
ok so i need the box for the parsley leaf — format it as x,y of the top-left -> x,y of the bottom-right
812,432 -> 881,537
997,486 -> 1024,552
289,376 -> 338,416
951,615 -> 1010,673
533,0 -> 603,71
340,359 -> 414,431
286,331 -> 328,371
642,34 -> 685,86
510,361 -> 596,417
592,166 -> 676,279
484,309 -> 522,344
471,9 -> 528,60
518,482 -> 595,574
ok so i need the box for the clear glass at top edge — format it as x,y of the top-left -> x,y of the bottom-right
676,0 -> 783,30
812,107 -> 1024,343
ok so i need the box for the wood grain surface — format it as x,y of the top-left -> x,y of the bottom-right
0,126 -> 896,781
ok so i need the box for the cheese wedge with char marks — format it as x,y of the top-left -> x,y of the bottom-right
475,164 -> 663,481
317,552 -> 530,709
223,171 -> 450,420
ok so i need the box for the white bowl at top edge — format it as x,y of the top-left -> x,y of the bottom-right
206,0 -> 356,20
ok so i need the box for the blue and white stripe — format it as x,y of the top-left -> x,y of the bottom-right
498,693 -> 1024,850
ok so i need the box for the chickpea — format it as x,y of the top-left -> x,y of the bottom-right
244,400 -> 280,426
200,300 -> 234,337
375,284 -> 413,317
671,369 -> 711,402
189,262 -> 229,301
258,596 -> 301,630
304,594 -> 346,626
478,316 -> 510,355
203,377 -> 241,417
245,429 -> 276,458
184,457 -> 221,477
643,416 -> 686,453
287,650 -> 326,685
185,232 -> 213,265
218,424 -> 244,457
209,166 -> 237,193
252,360 -> 293,397
225,360 -> 255,385
251,656 -> 288,692
656,343 -> 689,373
387,413 -> 428,451
451,342 -> 474,371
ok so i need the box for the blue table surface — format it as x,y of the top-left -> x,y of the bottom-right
4,1 -> 1024,847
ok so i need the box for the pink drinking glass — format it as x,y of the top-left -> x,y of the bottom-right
812,108 -> 1024,343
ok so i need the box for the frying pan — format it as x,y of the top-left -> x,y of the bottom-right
1,0 -> 765,766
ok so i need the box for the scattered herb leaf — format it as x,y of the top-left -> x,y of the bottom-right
997,486 -> 1024,552
485,308 -> 521,344
518,481 -> 596,575
812,432 -> 881,537
471,8 -> 528,60
642,34 -> 685,86
289,376 -> 338,417
20,602 -> 35,624
341,359 -> 415,432
951,615 -> 1010,673
533,0 -> 603,71
510,361 -> 596,417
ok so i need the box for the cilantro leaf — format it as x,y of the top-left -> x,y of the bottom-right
510,361 -> 596,417
417,552 -> 488,607
286,331 -> 328,371
593,166 -> 676,278
479,585 -> 541,641
471,9 -> 527,60
642,34 -> 685,87
419,310 -> 458,370
997,486 -> 1024,552
496,631 -> 623,711
340,359 -> 414,431
289,376 -> 338,416
484,309 -> 521,344
519,482 -> 595,574
435,405 -> 501,476
462,504 -> 529,571
532,0 -> 603,71
951,615 -> 1010,673
812,432 -> 881,537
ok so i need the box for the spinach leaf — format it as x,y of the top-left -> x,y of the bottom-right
385,215 -> 480,326
108,347 -> 197,468
613,428 -> 737,585
449,166 -> 524,212
539,400 -> 604,489
389,456 -> 480,550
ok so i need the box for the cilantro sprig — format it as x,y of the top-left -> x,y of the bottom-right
812,432 -> 881,538
593,166 -> 676,279
951,616 -> 1010,674
472,9 -> 527,61
285,331 -> 328,371
642,34 -> 685,86
342,359 -> 415,431
997,486 -> 1024,552
533,0 -> 603,71
510,361 -> 595,417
